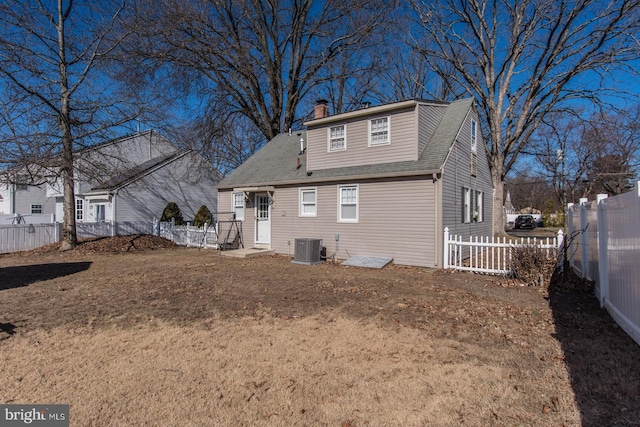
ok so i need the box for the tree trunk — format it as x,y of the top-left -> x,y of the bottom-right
491,158 -> 505,236
57,1 -> 77,252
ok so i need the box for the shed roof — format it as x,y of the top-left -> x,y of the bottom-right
218,98 -> 474,189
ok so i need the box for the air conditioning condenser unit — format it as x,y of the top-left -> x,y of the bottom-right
292,238 -> 323,265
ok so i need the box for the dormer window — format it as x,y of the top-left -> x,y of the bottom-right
328,125 -> 346,152
369,117 -> 390,146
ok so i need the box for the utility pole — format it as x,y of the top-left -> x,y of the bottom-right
557,146 -> 568,279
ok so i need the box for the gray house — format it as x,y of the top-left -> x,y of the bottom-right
2,131 -> 219,225
218,98 -> 493,268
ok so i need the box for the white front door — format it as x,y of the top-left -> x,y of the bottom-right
255,194 -> 271,245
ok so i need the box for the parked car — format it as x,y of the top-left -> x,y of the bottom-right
514,214 -> 537,229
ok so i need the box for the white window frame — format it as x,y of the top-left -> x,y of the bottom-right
232,192 -> 245,220
328,124 -> 347,152
30,204 -> 43,214
463,187 -> 471,223
475,191 -> 484,223
338,185 -> 358,223
471,119 -> 478,153
76,199 -> 84,221
368,116 -> 390,146
299,188 -> 317,217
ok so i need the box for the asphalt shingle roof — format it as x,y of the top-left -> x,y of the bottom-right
90,151 -> 189,192
218,98 -> 473,189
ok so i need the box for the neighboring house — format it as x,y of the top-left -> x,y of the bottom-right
2,130 -> 219,225
218,98 -> 493,268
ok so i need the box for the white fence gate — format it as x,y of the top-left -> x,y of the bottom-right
568,182 -> 640,346
443,227 -> 564,275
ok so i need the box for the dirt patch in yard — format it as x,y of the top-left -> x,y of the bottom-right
0,238 -> 638,426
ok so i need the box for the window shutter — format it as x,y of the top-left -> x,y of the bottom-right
480,191 -> 485,222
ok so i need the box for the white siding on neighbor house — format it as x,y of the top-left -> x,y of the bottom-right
0,184 -> 10,214
441,109 -> 493,242
270,177 -> 438,267
418,104 -> 447,156
114,152 -> 217,223
306,107 -> 417,171
13,185 -> 56,217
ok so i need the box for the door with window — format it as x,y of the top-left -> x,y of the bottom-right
255,194 -> 271,245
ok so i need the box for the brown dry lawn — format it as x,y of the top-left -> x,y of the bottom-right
0,236 -> 639,426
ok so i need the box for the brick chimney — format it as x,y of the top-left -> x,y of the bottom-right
314,99 -> 329,119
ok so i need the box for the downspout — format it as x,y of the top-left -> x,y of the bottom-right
10,182 -> 15,214
111,189 -> 117,236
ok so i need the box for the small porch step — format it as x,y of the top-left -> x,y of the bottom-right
220,247 -> 276,258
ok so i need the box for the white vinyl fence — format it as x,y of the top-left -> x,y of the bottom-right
0,218 -> 218,254
443,227 -> 564,275
153,219 -> 219,249
0,223 -> 61,253
568,181 -> 640,346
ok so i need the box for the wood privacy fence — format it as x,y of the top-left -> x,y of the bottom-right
568,181 -> 640,346
443,227 -> 564,275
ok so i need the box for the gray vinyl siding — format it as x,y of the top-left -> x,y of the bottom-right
418,104 -> 447,156
113,152 -> 217,223
13,185 -> 55,216
306,107 -> 417,171
270,177 -> 438,267
441,109 -> 493,250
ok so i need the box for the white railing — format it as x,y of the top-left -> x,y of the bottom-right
568,181 -> 640,346
0,223 -> 61,253
443,227 -> 564,275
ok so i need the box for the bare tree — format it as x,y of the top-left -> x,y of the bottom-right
409,0 -> 640,233
0,0 -> 140,250
534,107 -> 639,203
126,0 -> 393,147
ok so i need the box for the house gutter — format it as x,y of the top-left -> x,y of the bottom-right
218,169 -> 443,191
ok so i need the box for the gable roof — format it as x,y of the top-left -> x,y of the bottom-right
89,150 -> 191,192
218,98 -> 474,190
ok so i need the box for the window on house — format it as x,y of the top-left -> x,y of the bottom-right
476,191 -> 484,222
329,125 -> 346,151
462,187 -> 484,223
339,185 -> 358,222
299,188 -> 317,217
369,117 -> 390,146
76,199 -> 84,221
471,120 -> 478,153
462,188 -> 471,223
30,204 -> 43,214
233,192 -> 245,220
